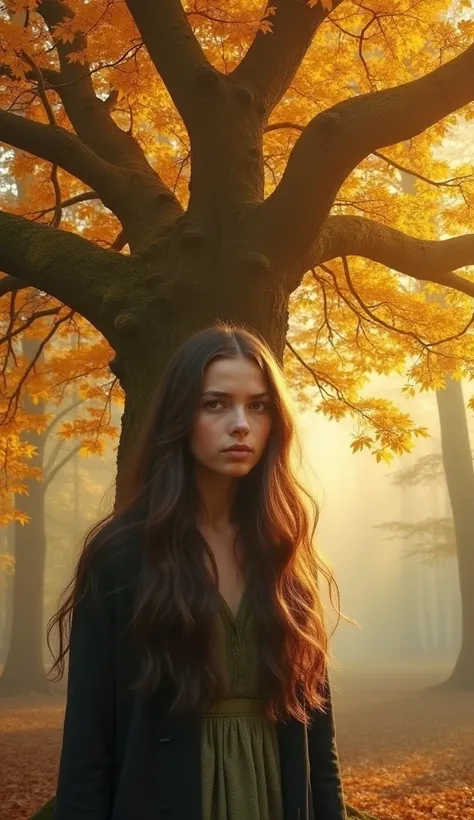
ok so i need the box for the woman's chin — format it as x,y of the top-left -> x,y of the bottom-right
217,461 -> 254,477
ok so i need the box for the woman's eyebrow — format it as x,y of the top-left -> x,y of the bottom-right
201,390 -> 271,399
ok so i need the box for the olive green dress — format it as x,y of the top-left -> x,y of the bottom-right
201,589 -> 284,820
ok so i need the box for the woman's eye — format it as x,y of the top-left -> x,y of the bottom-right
203,400 -> 270,411
204,400 -> 224,410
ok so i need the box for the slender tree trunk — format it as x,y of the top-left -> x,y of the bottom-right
0,523 -> 14,664
398,455 -> 424,661
436,378 -> 474,688
3,523 -> 14,663
0,338 -> 49,695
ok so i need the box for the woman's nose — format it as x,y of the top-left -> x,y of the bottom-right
232,410 -> 250,432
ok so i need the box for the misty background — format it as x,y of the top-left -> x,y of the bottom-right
0,372 -> 462,689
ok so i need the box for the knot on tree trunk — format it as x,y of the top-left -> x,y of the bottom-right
179,228 -> 205,247
114,312 -> 140,336
193,64 -> 221,90
242,251 -> 271,275
232,83 -> 256,107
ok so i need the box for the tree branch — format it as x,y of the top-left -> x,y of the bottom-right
266,123 -> 473,190
261,42 -> 474,267
20,50 -> 64,227
123,0 -> 212,128
232,0 -> 342,116
310,215 -> 474,299
373,151 -> 472,190
35,0 -> 182,232
1,309 -> 74,427
0,61 -> 59,86
37,0 -> 162,178
0,109 -> 181,245
44,441 -> 82,489
24,190 -> 99,221
0,210 -> 138,344
44,397 -> 84,439
0,306 -> 61,346
0,109 -> 130,211
0,275 -> 28,296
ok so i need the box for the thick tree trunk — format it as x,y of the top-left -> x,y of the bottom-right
436,378 -> 474,688
0,339 -> 50,696
113,259 -> 291,477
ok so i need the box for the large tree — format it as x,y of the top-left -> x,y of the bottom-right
2,0 -> 474,471
3,6 -> 474,815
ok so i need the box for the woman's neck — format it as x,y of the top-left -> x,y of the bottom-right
194,464 -> 237,532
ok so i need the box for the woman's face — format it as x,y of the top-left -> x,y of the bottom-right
189,356 -> 273,478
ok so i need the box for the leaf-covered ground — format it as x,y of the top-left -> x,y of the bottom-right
0,667 -> 472,820
334,668 -> 474,819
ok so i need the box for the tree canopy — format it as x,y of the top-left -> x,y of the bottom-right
2,0 -> 474,520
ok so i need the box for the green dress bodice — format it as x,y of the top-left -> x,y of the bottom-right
200,590 -> 285,820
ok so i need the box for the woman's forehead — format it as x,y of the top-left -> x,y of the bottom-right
202,357 -> 269,392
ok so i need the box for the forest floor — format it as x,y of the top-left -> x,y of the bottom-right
0,664 -> 472,820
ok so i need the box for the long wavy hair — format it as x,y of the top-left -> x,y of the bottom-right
47,321 -> 350,723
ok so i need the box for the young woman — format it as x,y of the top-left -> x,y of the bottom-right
47,322 -> 348,820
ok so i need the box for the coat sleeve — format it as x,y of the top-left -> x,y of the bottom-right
54,550 -> 116,820
308,668 -> 347,820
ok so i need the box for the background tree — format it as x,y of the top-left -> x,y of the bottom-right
380,376 -> 474,688
0,288 -> 120,523
0,335 -> 87,695
0,315 -> 120,693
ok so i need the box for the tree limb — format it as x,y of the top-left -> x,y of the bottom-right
0,109 -> 130,210
44,397 -> 84,439
1,108 -> 182,250
373,151 -> 472,190
0,306 -> 61,346
261,42 -> 474,266
232,0 -> 342,116
44,434 -> 67,475
0,210 -> 137,343
34,1 -> 182,234
37,0 -> 161,178
24,190 -> 99,220
309,215 -> 474,299
20,50 -> 64,227
123,0 -> 212,128
0,275 -> 28,296
0,59 -> 59,89
44,441 -> 82,489
266,122 -> 473,190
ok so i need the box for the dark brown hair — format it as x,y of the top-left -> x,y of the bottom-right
47,321 -> 349,723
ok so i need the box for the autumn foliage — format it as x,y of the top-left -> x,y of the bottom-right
2,0 -> 474,522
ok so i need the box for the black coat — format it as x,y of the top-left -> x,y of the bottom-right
54,535 -> 347,820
